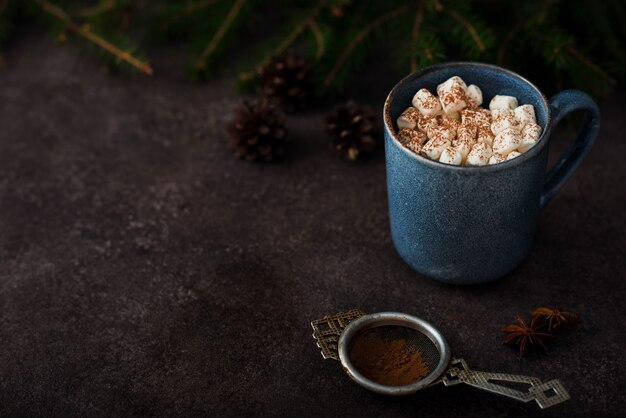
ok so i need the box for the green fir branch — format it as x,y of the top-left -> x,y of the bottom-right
194,0 -> 246,72
160,0 -> 224,31
410,0 -> 425,72
239,0 -> 327,82
73,0 -> 117,18
308,18 -> 325,59
438,3 -> 486,53
497,21 -> 523,65
565,45 -> 616,85
0,0 -> 621,95
33,0 -> 152,75
323,3 -> 411,87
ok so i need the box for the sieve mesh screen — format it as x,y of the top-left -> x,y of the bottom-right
348,325 -> 442,383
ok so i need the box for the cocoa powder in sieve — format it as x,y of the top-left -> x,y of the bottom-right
348,331 -> 429,386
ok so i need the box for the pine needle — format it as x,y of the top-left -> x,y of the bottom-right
33,0 -> 153,75
410,0 -> 425,72
74,0 -> 117,18
179,0 -> 224,15
537,1 -> 551,25
566,45 -> 617,85
536,30 -> 616,85
162,0 -> 225,29
308,18 -> 325,60
324,3 -> 411,86
497,21 -> 523,64
195,0 -> 246,70
271,0 -> 327,59
274,16 -> 310,57
441,6 -> 485,52
239,0 -> 326,80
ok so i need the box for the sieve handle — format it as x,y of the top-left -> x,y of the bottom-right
440,358 -> 570,409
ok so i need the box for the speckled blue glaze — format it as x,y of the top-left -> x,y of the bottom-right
384,62 -> 600,284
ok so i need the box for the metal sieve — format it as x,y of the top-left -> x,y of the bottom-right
312,310 -> 570,409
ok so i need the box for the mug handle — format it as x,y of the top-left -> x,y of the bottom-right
540,90 -> 601,208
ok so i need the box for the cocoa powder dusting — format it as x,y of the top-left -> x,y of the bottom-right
349,331 -> 429,386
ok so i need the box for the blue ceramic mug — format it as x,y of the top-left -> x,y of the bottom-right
383,62 -> 600,284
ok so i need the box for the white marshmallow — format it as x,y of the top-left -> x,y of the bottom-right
513,104 -> 536,128
506,151 -> 522,160
437,76 -> 467,97
458,123 -> 477,140
453,136 -> 473,160
440,85 -> 469,116
479,108 -> 492,123
416,114 -> 438,134
439,146 -> 463,165
466,84 -> 483,106
491,108 -> 512,120
518,123 -> 542,152
461,108 -> 490,126
460,108 -> 478,125
442,118 -> 461,137
457,134 -> 475,152
398,129 -> 427,155
446,110 -> 461,121
493,127 -> 522,155
421,134 -> 451,160
412,88 -> 442,117
406,77 -> 538,164
405,138 -> 423,154
477,127 -> 494,146
398,128 -> 427,145
415,130 -> 429,145
491,114 -> 522,135
428,125 -> 455,142
488,153 -> 506,165
466,143 -> 493,166
517,140 -> 536,153
397,107 -> 421,129
522,123 -> 542,140
425,117 -> 441,138
433,108 -> 447,118
456,132 -> 475,148
404,141 -> 422,154
489,95 -> 518,111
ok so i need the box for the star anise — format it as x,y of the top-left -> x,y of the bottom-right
532,307 -> 580,331
502,316 -> 555,358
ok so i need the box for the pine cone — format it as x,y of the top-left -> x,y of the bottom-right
258,53 -> 312,110
226,98 -> 288,162
326,100 -> 376,161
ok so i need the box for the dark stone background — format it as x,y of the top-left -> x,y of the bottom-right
1,30 -> 625,417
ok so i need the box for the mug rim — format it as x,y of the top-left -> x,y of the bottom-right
383,61 -> 551,171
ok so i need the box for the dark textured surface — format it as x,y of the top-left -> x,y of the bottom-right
1,32 -> 625,417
